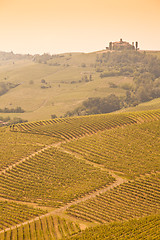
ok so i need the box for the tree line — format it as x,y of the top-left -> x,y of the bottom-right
64,51 -> 160,117
0,107 -> 25,113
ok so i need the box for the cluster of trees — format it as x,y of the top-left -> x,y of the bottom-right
0,51 -> 32,61
0,107 -> 25,113
0,82 -> 19,97
0,82 -> 8,96
51,114 -> 57,119
40,79 -> 51,89
64,94 -> 121,117
97,51 -> 160,107
0,116 -> 27,126
64,51 -> 160,117
33,53 -> 66,64
98,51 -> 160,76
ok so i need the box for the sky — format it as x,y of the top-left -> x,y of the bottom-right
0,0 -> 160,54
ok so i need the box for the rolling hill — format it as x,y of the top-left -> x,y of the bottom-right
0,109 -> 160,239
0,51 -> 130,121
1,49 -> 160,122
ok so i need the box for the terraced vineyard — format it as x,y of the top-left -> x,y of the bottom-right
15,114 -> 136,140
67,172 -> 160,223
0,128 -> 54,170
0,201 -> 46,230
66,213 -> 160,240
0,147 -> 114,207
0,215 -> 81,240
14,110 -> 160,141
62,120 -> 160,178
1,109 -> 160,239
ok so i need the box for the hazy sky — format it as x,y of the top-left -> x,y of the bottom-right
0,0 -> 160,54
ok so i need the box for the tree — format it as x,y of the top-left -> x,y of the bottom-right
51,114 -> 57,119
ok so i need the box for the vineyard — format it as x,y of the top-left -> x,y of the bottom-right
14,109 -> 160,140
15,114 -> 137,139
62,120 -> 160,178
66,213 -> 160,240
0,147 -> 114,207
0,201 -> 46,230
67,172 -> 160,223
0,215 -> 81,240
15,110 -> 160,141
0,109 -> 160,239
0,128 -> 54,170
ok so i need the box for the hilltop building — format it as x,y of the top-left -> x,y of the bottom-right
107,39 -> 139,51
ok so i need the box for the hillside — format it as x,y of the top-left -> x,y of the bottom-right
0,50 -> 160,121
0,109 -> 160,239
118,97 -> 160,112
0,51 -> 129,121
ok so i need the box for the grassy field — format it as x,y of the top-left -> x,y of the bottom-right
0,52 -> 132,121
0,50 -> 160,121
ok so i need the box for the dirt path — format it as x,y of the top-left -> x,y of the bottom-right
0,171 -> 126,234
0,140 -> 126,206
0,121 -> 128,176
32,98 -> 48,112
0,128 -> 128,234
0,142 -> 61,176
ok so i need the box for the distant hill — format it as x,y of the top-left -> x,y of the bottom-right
0,51 -> 32,61
0,49 -> 160,121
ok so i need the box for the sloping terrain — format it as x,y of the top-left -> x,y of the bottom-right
118,97 -> 160,112
1,50 -> 160,121
0,52 -> 129,121
0,109 -> 160,239
65,213 -> 160,240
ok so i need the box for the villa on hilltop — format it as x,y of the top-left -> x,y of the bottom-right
107,39 -> 139,51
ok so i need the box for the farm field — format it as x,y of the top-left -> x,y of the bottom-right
66,213 -> 160,240
0,147 -> 114,207
67,172 -> 160,222
62,119 -> 160,178
0,52 -> 132,121
0,215 -> 81,240
0,127 -> 55,170
15,109 -> 160,140
0,50 -> 160,121
0,109 -> 160,239
0,201 -> 46,230
15,113 -> 137,139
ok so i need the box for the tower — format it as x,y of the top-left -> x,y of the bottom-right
109,42 -> 113,50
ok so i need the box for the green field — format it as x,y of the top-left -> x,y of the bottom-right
0,109 -> 160,239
